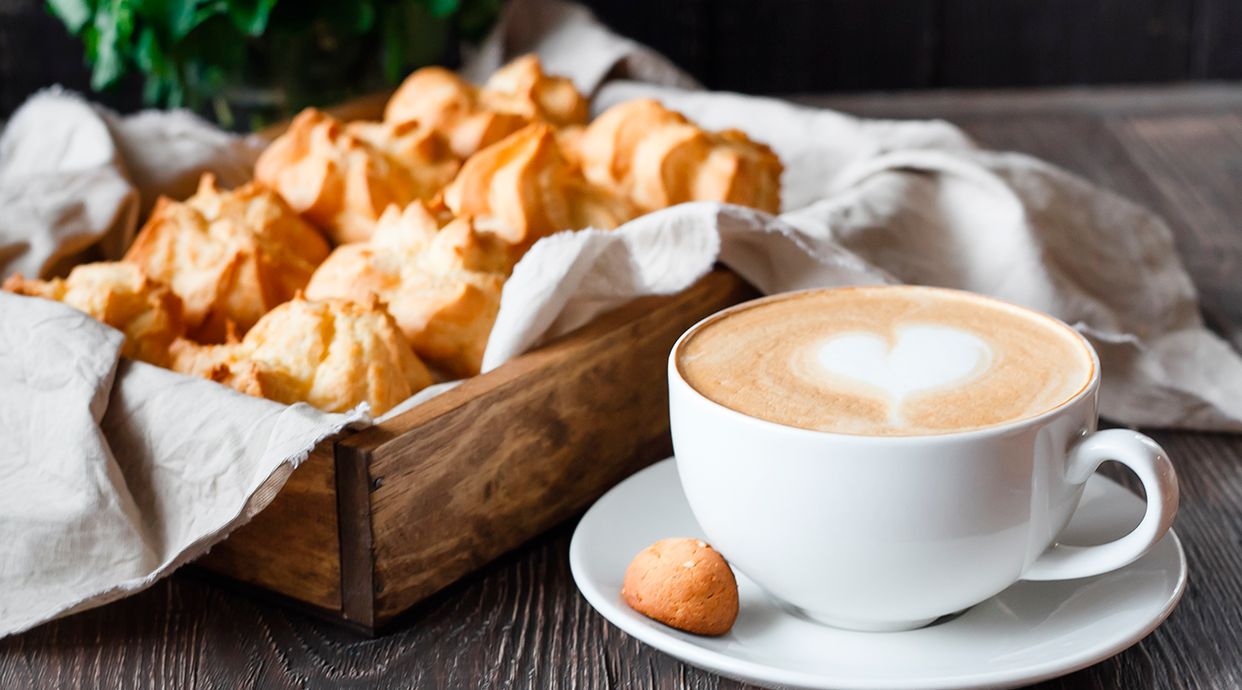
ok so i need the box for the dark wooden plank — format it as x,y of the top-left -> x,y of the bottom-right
1191,0 -> 1242,79
706,0 -> 939,93
940,0 -> 1193,87
587,0 -> 1242,92
578,0 -> 711,83
1026,435 -> 1242,690
4,419 -> 1242,690
793,84 -> 1242,119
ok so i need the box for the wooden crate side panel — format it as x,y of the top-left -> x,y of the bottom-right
195,443 -> 343,611
356,271 -> 756,622
335,441 -> 378,629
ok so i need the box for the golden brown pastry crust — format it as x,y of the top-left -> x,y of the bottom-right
383,267 -> 505,379
123,174 -> 330,343
441,124 -> 637,251
479,54 -> 589,127
304,203 -> 509,378
169,295 -> 433,415
577,98 -> 783,214
384,67 -> 528,160
255,108 -> 447,244
383,55 -> 588,159
344,119 -> 461,200
3,262 -> 185,367
166,338 -> 266,398
6,61 -> 790,417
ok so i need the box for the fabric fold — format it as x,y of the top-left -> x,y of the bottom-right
0,293 -> 365,636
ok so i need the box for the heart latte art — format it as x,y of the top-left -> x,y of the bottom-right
812,326 -> 993,425
677,287 -> 1093,436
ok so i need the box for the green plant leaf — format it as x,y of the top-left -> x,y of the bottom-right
455,0 -> 501,40
89,0 -> 136,90
136,0 -> 209,39
381,5 -> 406,83
316,0 -> 375,34
169,0 -> 203,38
187,0 -> 232,36
394,2 -> 449,72
134,25 -> 163,72
354,1 -> 376,32
53,0 -> 496,116
82,22 -> 99,58
426,0 -> 460,19
176,13 -> 248,104
227,0 -> 279,36
142,74 -> 162,102
90,43 -> 124,89
46,0 -> 94,34
165,73 -> 185,108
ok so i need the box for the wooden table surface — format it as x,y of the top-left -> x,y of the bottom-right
4,85 -> 1241,690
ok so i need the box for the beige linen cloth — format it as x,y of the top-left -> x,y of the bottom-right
2,0 -> 1240,636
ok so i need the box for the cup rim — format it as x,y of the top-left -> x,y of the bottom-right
669,284 -> 1101,443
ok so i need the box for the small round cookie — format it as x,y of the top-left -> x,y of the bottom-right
621,538 -> 739,636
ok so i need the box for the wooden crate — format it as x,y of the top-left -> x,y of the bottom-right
195,270 -> 756,632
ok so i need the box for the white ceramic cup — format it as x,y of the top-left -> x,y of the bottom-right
669,288 -> 1179,632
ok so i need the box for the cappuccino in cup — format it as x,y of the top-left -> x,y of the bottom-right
677,286 -> 1093,436
669,285 -> 1178,631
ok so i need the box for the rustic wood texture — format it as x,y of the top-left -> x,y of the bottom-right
194,444 -> 342,612
1191,0 -> 1242,80
938,0 -> 1192,87
335,440 -> 380,630
196,270 -> 753,630
582,0 -> 711,84
706,0 -> 939,92
4,86 -> 1242,689
356,271 -> 756,625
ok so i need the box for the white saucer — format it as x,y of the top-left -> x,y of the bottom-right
570,458 -> 1187,690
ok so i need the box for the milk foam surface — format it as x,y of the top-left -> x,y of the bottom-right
677,287 -> 1094,436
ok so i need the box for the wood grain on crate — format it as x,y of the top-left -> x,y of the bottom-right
338,270 -> 757,627
195,269 -> 753,631
195,444 -> 341,610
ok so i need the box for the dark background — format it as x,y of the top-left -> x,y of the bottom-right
1,0 -> 1240,117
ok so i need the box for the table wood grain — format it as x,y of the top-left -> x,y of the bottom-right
4,85 -> 1242,689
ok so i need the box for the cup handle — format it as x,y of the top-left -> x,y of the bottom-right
1023,429 -> 1179,581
